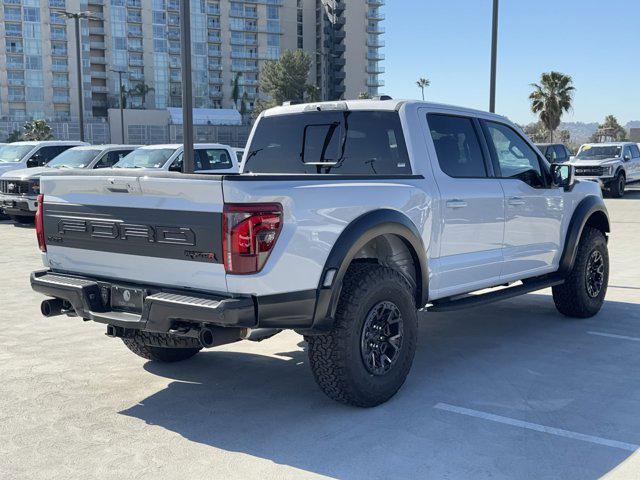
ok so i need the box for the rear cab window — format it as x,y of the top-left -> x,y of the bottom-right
244,110 -> 411,175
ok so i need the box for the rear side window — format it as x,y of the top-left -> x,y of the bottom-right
244,111 -> 411,175
195,149 -> 233,171
630,145 -> 640,158
427,114 -> 487,178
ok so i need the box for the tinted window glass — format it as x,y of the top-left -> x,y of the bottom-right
553,145 -> 567,161
630,145 -> 640,158
486,122 -> 545,188
244,111 -> 411,175
114,148 -> 176,168
37,146 -> 70,163
428,114 -> 487,178
95,150 -> 134,168
195,149 -> 233,171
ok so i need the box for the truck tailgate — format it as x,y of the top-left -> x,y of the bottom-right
41,174 -> 227,293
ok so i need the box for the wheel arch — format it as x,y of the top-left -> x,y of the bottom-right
311,209 -> 428,331
558,195 -> 610,276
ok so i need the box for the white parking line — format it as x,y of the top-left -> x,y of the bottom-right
434,403 -> 639,452
587,331 -> 640,342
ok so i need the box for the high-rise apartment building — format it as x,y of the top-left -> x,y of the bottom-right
0,0 -> 385,123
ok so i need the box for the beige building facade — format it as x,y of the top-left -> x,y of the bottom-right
0,0 -> 385,125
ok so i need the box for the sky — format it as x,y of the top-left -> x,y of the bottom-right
384,0 -> 640,125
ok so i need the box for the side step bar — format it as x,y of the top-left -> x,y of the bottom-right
427,276 -> 565,313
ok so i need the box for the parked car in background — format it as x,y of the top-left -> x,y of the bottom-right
113,143 -> 239,174
570,142 -> 640,197
535,143 -> 573,163
0,141 -> 88,177
0,145 -> 139,223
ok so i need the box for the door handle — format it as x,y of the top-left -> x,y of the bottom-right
446,199 -> 468,209
507,196 -> 526,206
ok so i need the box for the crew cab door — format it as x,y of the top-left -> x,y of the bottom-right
625,144 -> 640,181
482,120 -> 564,280
423,112 -> 505,297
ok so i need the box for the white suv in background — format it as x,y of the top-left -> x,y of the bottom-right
113,143 -> 239,174
570,142 -> 640,197
0,141 -> 88,177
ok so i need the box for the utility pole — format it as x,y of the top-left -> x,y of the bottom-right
489,0 -> 499,113
111,69 -> 127,143
180,0 -> 194,174
65,11 -> 94,142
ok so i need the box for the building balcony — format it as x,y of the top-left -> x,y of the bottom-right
90,41 -> 106,49
91,70 -> 107,78
231,51 -> 258,59
127,29 -> 143,37
333,17 -> 346,28
209,77 -> 223,85
53,96 -> 71,103
230,9 -> 258,18
332,84 -> 345,94
91,85 -> 109,93
52,49 -> 69,57
49,0 -> 66,7
130,72 -> 144,81
367,11 -> 385,21
366,66 -> 385,74
367,52 -> 385,60
366,0 -> 385,5
367,78 -> 385,87
52,64 -> 69,72
87,0 -> 104,4
209,91 -> 223,99
8,95 -> 26,102
89,27 -> 105,35
333,44 -> 346,54
367,39 -> 385,47
90,56 -> 106,64
8,78 -> 25,86
333,29 -> 346,40
367,26 -> 385,34
333,71 -> 346,80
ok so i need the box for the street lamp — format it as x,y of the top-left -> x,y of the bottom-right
110,69 -> 127,143
179,0 -> 194,174
65,11 -> 96,142
489,0 -> 499,113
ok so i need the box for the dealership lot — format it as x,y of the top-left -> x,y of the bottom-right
1,189 -> 639,480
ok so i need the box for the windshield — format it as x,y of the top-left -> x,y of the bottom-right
244,111 -> 411,175
0,145 -> 34,163
46,148 -> 102,169
113,148 -> 176,168
577,145 -> 622,159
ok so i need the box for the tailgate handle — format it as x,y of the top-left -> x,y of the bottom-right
104,178 -> 141,194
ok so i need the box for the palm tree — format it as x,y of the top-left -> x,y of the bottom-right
529,71 -> 575,142
416,77 -> 430,101
23,120 -> 53,141
128,83 -> 154,108
357,92 -> 372,99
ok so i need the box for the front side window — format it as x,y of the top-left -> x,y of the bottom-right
428,114 -> 487,178
244,111 -> 411,175
485,122 -> 545,188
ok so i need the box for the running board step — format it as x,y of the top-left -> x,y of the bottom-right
427,277 -> 565,313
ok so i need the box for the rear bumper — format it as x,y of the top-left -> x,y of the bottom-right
30,269 -> 320,332
31,270 -> 257,331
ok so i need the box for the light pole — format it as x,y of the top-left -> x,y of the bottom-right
65,11 -> 94,142
180,0 -> 194,174
489,0 -> 499,113
111,69 -> 127,143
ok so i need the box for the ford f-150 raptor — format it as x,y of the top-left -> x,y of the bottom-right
30,100 -> 610,407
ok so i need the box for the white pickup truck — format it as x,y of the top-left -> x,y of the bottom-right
31,100 -> 610,407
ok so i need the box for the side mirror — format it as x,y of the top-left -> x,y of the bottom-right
551,163 -> 575,190
27,155 -> 41,168
623,154 -> 631,162
168,162 -> 182,172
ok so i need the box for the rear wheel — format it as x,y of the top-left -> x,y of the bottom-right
609,172 -> 625,198
306,264 -> 418,407
10,215 -> 34,224
122,331 -> 201,362
553,227 -> 608,318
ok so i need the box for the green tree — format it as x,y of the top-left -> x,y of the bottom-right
22,120 -> 53,141
255,50 -> 314,115
523,121 -> 571,145
416,77 -> 430,101
590,115 -> 628,142
529,71 -> 575,142
128,83 -> 154,108
120,85 -> 129,109
240,91 -> 249,118
357,92 -> 372,99
5,130 -> 23,142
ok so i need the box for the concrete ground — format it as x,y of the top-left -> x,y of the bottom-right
1,189 -> 639,480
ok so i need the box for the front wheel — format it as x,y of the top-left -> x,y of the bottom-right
122,331 -> 201,362
306,264 -> 418,407
552,227 -> 609,318
609,173 -> 625,198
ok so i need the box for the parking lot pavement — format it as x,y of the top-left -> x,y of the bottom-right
1,189 -> 639,480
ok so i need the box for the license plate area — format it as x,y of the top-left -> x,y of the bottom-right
110,285 -> 145,313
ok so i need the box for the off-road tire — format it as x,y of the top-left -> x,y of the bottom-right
122,331 -> 202,362
306,263 -> 418,407
10,215 -> 34,224
609,172 -> 625,198
553,227 -> 608,318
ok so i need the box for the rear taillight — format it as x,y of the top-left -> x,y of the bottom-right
223,203 -> 282,274
35,194 -> 46,252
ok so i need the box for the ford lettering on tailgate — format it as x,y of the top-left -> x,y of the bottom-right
43,203 -> 222,263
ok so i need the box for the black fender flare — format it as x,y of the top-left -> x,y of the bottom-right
558,195 -> 610,276
310,209 -> 428,331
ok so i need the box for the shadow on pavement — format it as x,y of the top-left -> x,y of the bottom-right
121,294 -> 640,479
